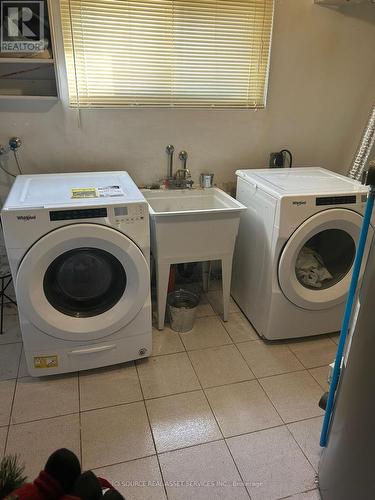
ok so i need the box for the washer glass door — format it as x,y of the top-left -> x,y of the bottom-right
16,223 -> 149,341
44,247 -> 127,318
278,209 -> 374,310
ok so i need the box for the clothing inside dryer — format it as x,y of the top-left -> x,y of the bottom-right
295,229 -> 355,290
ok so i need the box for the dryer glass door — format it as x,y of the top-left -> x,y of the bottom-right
278,209 -> 374,310
16,223 -> 150,341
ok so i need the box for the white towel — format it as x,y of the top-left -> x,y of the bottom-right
296,247 -> 333,289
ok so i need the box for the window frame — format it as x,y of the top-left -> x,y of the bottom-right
52,0 -> 275,110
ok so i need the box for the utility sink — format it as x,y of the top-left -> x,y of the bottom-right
143,187 -> 245,216
142,187 -> 246,330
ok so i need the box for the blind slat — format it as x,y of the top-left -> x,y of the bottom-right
60,0 -> 274,108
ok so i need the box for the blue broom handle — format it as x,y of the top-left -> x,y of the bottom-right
320,190 -> 375,447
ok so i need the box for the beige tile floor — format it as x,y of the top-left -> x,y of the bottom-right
0,299 -> 337,499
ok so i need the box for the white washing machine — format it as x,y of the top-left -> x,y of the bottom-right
1,171 -> 152,376
231,167 -> 374,340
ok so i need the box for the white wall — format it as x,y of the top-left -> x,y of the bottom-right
0,0 -> 374,200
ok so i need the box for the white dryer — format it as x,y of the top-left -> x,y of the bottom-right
1,171 -> 152,376
231,168 -> 373,340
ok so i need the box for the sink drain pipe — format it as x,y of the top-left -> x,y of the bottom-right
320,163 -> 375,447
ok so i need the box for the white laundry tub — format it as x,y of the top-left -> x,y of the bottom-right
142,188 -> 246,329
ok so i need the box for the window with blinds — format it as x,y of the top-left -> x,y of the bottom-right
60,0 -> 274,108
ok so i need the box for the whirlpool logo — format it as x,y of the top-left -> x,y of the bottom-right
17,215 -> 36,221
292,200 -> 307,207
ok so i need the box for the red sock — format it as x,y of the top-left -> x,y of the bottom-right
5,470 -> 64,500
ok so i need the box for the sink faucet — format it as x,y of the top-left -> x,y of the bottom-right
176,151 -> 191,181
179,150 -> 188,170
164,146 -> 193,189
176,151 -> 189,179
175,150 -> 193,188
166,144 -> 175,179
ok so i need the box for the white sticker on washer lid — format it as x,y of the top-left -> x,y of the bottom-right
98,185 -> 124,197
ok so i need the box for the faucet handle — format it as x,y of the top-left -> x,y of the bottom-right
178,150 -> 188,170
166,144 -> 175,155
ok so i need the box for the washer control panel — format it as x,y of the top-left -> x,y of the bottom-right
49,204 -> 147,224
114,204 -> 146,224
50,207 -> 107,221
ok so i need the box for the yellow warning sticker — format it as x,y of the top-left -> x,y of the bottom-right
34,356 -> 58,369
71,188 -> 98,199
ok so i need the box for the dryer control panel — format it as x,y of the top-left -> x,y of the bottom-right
316,195 -> 357,206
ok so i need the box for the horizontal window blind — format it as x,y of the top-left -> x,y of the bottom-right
60,0 -> 274,108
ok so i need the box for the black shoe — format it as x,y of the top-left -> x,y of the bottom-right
44,448 -> 81,493
103,489 -> 125,500
72,471 -> 102,500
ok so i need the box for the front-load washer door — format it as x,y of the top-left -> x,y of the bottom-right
16,223 -> 149,341
278,209 -> 374,311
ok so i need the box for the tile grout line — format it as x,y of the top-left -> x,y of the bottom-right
285,424 -> 321,481
3,344 -> 23,455
232,339 -> 258,378
184,347 -> 252,500
256,368 -> 309,382
90,452 -> 161,472
276,352 -> 324,482
156,437 -> 225,458
284,344 -> 312,369
278,487 -> 320,500
134,360 -> 169,500
220,316 -> 257,345
9,410 -> 81,427
305,362 -> 333,370
309,370 -> 330,392
77,371 -> 83,467
1,343 -> 23,382
181,338 -> 233,351
241,357 -> 291,428
283,414 -> 324,426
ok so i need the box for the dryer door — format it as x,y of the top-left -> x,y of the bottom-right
278,209 -> 374,311
16,223 -> 149,341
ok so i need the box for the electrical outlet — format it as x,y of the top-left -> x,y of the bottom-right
269,152 -> 285,168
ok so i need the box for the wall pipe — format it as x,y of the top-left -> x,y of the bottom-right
348,104 -> 375,181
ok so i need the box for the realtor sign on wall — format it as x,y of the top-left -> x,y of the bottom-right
1,0 -> 44,52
